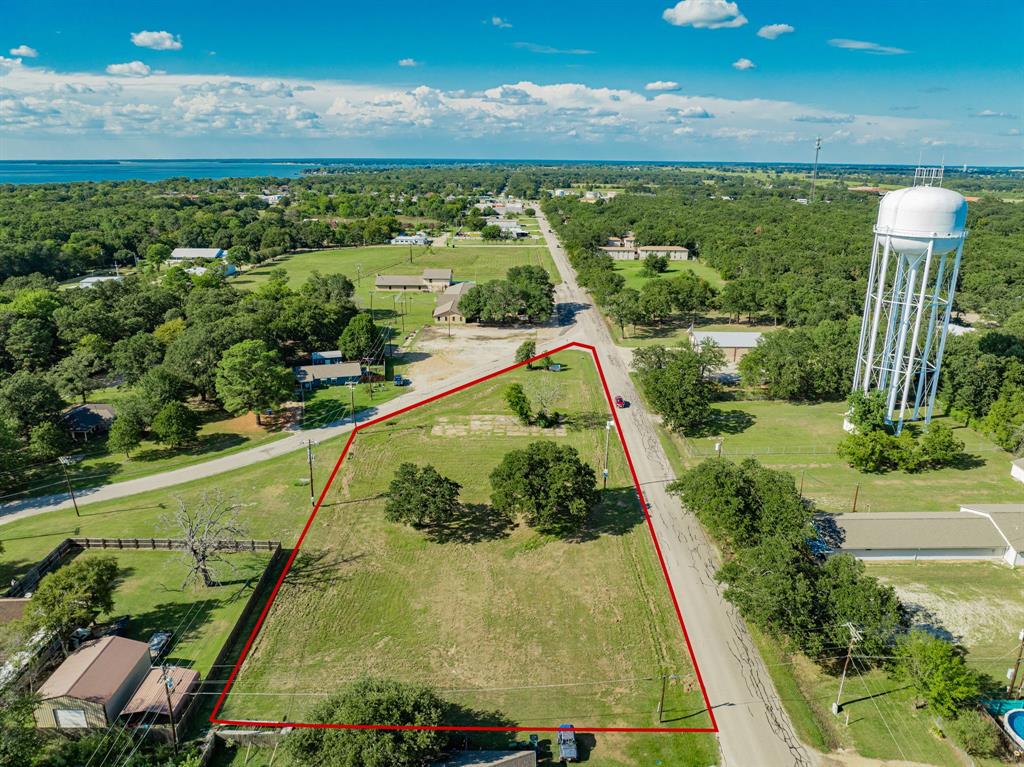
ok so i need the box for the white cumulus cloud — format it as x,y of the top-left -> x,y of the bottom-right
489,16 -> 512,28
732,58 -> 756,70
105,61 -> 151,78
828,38 -> 908,55
662,0 -> 747,29
757,23 -> 793,40
9,45 -> 38,58
971,109 -> 1017,119
398,58 -> 419,67
645,81 -> 680,91
130,30 -> 183,51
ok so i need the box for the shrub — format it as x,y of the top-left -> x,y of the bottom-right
947,709 -> 1002,758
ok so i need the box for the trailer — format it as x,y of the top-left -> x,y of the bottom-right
556,724 -> 578,762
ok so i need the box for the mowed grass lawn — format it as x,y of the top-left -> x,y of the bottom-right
232,244 -> 558,333
613,258 -> 724,292
219,351 -> 714,739
75,549 -> 271,677
663,399 -> 1020,513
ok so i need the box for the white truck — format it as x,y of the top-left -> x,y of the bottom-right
556,724 -> 578,762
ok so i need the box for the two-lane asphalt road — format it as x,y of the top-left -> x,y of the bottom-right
535,208 -> 815,767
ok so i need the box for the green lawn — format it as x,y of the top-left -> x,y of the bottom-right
232,244 -> 557,337
76,549 -> 271,677
217,351 -> 715,739
664,399 -> 1020,513
612,258 -> 724,291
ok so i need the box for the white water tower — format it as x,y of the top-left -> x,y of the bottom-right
851,174 -> 968,432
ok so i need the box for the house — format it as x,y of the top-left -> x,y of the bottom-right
487,218 -> 528,238
294,361 -> 363,391
79,276 -> 123,288
168,248 -> 226,262
34,636 -> 151,729
600,246 -> 641,261
422,268 -> 454,291
820,505 -> 1024,566
689,329 -> 763,362
120,666 -> 199,728
390,232 -> 431,246
375,269 -> 453,292
62,403 -> 115,442
312,350 -> 343,365
433,282 -> 475,324
637,245 -> 690,261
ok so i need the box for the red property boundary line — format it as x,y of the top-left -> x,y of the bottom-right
210,341 -> 718,735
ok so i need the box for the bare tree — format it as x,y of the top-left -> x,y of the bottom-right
527,377 -> 564,417
163,492 -> 248,588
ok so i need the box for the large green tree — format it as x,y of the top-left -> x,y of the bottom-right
151,401 -> 199,448
287,678 -> 449,767
383,463 -> 462,528
25,556 -> 119,651
894,631 -> 982,718
0,370 -> 65,435
490,441 -> 598,535
339,312 -> 378,360
215,339 -> 293,425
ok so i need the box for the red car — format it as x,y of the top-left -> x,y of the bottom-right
614,395 -> 627,408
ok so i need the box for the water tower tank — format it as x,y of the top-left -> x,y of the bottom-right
874,186 -> 968,258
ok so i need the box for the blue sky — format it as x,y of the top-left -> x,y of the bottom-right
2,0 -> 1021,163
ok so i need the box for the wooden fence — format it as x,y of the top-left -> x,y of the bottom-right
4,538 -> 281,597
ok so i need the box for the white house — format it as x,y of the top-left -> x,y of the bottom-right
79,276 -> 123,288
390,232 -> 431,246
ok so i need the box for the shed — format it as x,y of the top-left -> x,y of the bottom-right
311,350 -> 343,365
822,510 -> 1012,562
689,329 -> 763,362
62,403 -> 115,442
294,361 -> 363,390
120,666 -> 200,726
35,636 -> 151,729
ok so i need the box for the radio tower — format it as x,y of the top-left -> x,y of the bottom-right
810,136 -> 822,203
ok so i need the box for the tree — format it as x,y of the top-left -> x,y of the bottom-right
287,678 -> 449,767
947,710 -> 1002,758
25,556 -> 119,651
136,366 -> 190,419
919,424 -> 965,467
0,370 -> 65,435
215,339 -> 293,425
525,376 -> 564,426
339,312 -> 377,361
504,383 -> 531,425
490,441 -> 598,536
893,631 -> 982,719
52,346 -> 105,404
633,344 -> 719,432
639,279 -> 676,323
837,429 -> 902,473
641,253 -> 669,276
151,401 -> 199,448
145,242 -> 172,271
846,389 -> 888,433
111,332 -> 165,385
107,409 -> 145,457
163,492 -> 248,587
383,463 -> 462,527
28,421 -> 69,461
481,224 -> 503,241
0,689 -> 43,767
607,288 -> 643,336
515,339 -> 536,367
5,317 -> 54,370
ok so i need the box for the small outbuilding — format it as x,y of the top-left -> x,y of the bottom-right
34,636 -> 151,729
62,403 -> 116,442
689,329 -> 763,362
120,666 -> 200,727
311,350 -> 344,365
169,248 -> 226,262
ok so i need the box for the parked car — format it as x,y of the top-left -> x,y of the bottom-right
148,631 -> 173,661
614,395 -> 627,408
557,724 -> 578,762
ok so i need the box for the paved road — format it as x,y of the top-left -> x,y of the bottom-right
0,346 -> 525,526
535,208 -> 814,767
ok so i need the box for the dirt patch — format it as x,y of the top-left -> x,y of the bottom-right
431,414 -> 567,438
883,582 -> 1022,647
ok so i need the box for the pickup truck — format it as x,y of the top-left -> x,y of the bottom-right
557,724 -> 578,762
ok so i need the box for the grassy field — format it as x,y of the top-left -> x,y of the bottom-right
76,549 -> 270,677
613,258 -> 725,291
218,350 -> 714,740
664,399 -> 1020,513
233,244 -> 558,334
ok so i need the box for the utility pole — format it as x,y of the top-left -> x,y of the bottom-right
657,674 -> 680,723
852,483 -> 860,513
161,665 -> 179,754
1007,628 -> 1024,695
348,382 -> 357,423
305,440 -> 318,506
833,622 -> 863,715
57,456 -> 80,517
603,419 -> 613,490
810,136 -> 823,204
